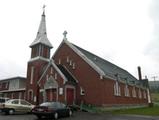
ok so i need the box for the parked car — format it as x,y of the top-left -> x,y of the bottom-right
0,97 -> 10,103
0,97 -> 10,112
1,99 -> 34,115
32,101 -> 73,119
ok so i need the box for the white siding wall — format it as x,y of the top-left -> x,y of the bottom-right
9,79 -> 19,90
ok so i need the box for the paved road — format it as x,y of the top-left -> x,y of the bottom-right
0,111 -> 159,120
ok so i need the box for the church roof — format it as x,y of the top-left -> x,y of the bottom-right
30,11 -> 53,48
63,40 -> 143,86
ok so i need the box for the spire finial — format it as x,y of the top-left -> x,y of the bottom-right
63,30 -> 67,40
42,5 -> 46,15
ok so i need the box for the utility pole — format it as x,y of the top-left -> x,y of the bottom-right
152,76 -> 158,81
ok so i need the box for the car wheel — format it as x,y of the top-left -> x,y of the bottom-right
69,110 -> 72,117
8,109 -> 15,115
54,112 -> 58,120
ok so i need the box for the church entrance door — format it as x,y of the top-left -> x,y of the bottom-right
66,88 -> 74,105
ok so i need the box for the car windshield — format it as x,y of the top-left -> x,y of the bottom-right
40,102 -> 54,107
40,102 -> 66,108
6,99 -> 14,103
0,98 -> 9,103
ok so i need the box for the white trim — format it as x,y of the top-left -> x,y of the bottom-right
30,66 -> 34,84
64,40 -> 105,76
51,61 -> 68,83
29,56 -> 50,62
52,40 -> 105,77
147,88 -> 151,103
37,60 -> 68,85
0,88 -> 25,93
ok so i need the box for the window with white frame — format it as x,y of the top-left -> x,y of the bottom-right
58,59 -> 61,64
69,60 -> 72,66
124,84 -> 130,97
30,66 -> 34,84
55,73 -> 57,79
72,62 -> 75,69
138,88 -> 142,99
114,81 -> 121,96
66,56 -> 69,63
132,86 -> 136,97
80,87 -> 85,95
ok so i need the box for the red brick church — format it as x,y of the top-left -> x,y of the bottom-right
0,9 -> 151,107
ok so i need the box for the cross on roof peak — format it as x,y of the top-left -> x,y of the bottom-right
42,5 -> 46,15
63,30 -> 67,40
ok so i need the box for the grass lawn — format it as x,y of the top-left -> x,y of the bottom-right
108,93 -> 159,116
111,106 -> 159,116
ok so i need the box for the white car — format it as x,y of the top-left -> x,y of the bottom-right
1,99 -> 35,115
0,97 -> 10,112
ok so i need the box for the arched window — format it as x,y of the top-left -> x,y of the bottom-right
114,81 -> 121,96
28,90 -> 33,101
132,86 -> 136,97
124,84 -> 130,97
143,90 -> 146,99
138,88 -> 142,99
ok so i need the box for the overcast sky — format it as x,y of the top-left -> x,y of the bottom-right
0,0 -> 158,81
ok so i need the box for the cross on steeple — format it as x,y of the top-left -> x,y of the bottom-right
63,30 -> 67,40
42,5 -> 46,15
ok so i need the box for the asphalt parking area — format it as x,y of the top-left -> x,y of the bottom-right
0,111 -> 159,120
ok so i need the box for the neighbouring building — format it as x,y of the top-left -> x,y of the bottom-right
0,77 -> 26,99
0,8 -> 151,107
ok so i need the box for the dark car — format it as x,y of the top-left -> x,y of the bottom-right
32,102 -> 73,119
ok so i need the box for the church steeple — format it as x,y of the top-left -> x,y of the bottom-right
30,6 -> 53,59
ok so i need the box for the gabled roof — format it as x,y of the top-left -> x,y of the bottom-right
37,60 -> 68,85
61,40 -> 139,84
57,65 -> 78,84
30,12 -> 53,48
